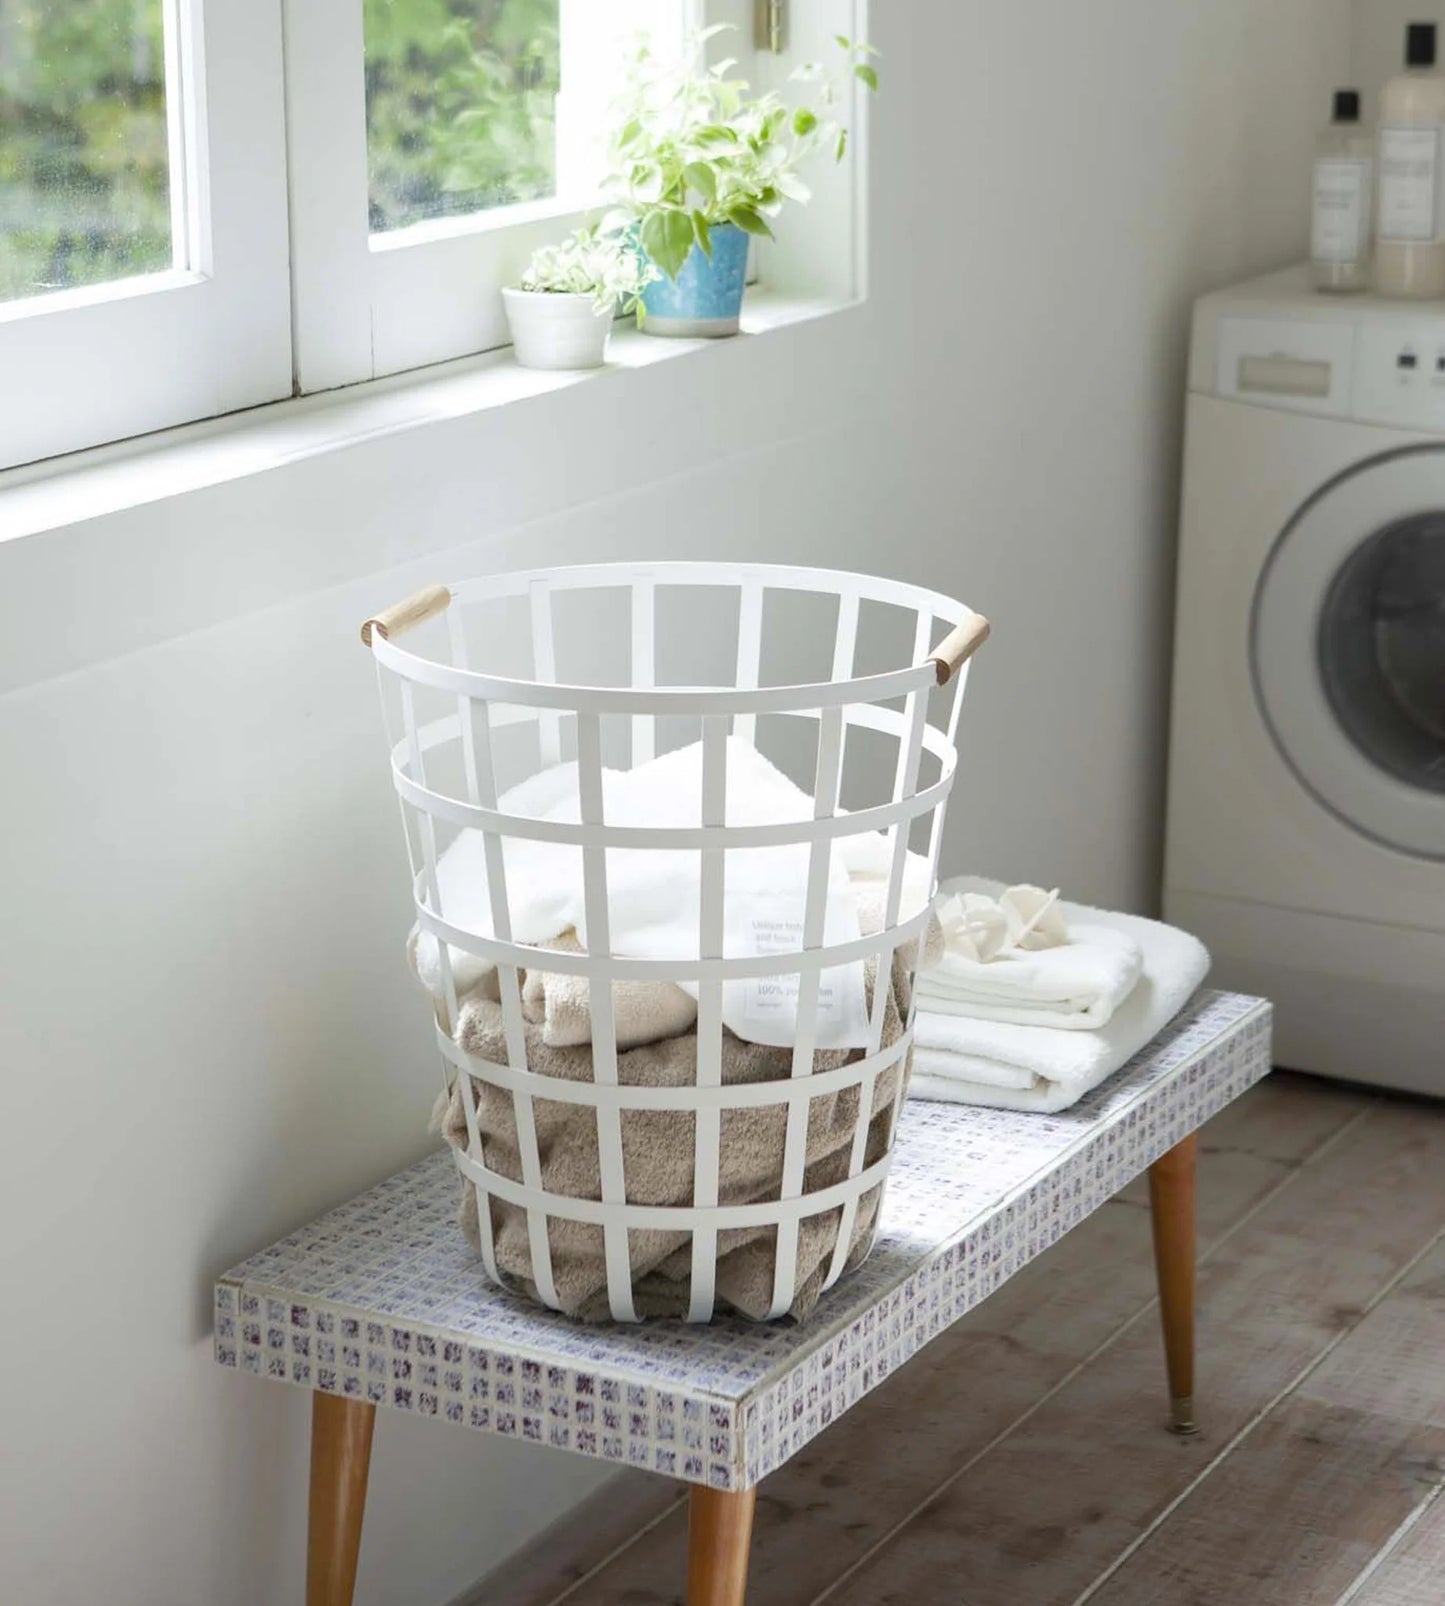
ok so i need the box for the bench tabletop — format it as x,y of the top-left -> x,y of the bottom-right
215,989 -> 1270,1489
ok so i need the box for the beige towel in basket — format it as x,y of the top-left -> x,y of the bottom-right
521,929 -> 700,1048
435,936 -> 929,1323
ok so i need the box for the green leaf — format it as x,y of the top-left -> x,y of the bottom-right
835,34 -> 851,48
727,205 -> 774,239
793,108 -> 818,137
640,207 -> 697,280
835,128 -> 848,161
682,161 -> 718,203
855,63 -> 879,92
692,210 -> 712,257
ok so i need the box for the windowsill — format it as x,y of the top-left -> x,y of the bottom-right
0,291 -> 856,546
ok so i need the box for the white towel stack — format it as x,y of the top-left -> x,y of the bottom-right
909,876 -> 1211,1113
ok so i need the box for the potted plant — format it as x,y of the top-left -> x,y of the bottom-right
601,28 -> 877,338
502,227 -> 658,370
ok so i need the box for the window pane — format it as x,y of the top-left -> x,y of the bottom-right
0,0 -> 173,301
364,0 -> 561,236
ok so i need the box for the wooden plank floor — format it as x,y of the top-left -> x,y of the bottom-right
474,1072 -> 1445,1606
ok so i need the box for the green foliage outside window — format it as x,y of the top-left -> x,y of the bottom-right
0,0 -> 171,300
364,0 -> 559,233
0,0 -> 561,302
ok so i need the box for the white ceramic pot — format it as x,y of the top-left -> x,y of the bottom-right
502,287 -> 612,370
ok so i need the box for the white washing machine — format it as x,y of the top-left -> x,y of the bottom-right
1165,265 -> 1445,1097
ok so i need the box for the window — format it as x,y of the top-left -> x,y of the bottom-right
287,0 -> 693,388
364,0 -> 563,234
1,0 -> 173,301
0,0 -> 292,470
0,0 -> 864,468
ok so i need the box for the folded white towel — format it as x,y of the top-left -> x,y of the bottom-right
919,879 -> 1144,1030
912,1044 -> 1037,1091
908,878 -> 1210,1113
411,738 -> 933,1051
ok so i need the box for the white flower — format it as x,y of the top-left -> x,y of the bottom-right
937,885 -> 1068,963
938,892 -> 1010,963
999,885 -> 1067,950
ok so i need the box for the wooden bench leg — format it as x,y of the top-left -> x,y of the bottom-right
308,1394 -> 376,1606
1148,1132 -> 1199,1436
687,1485 -> 757,1606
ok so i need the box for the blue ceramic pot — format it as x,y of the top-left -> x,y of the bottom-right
640,222 -> 750,337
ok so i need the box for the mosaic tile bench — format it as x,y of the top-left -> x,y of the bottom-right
215,988 -> 1271,1606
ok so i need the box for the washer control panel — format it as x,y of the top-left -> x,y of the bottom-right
1215,309 -> 1445,429
1353,322 -> 1445,428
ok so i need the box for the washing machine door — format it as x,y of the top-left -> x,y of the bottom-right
1252,447 -> 1445,861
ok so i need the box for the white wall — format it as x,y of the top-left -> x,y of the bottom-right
0,5 -> 1349,1604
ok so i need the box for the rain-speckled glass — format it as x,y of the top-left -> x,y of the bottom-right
364,0 -> 560,235
0,0 -> 174,301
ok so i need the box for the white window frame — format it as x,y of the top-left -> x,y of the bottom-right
0,0 -> 866,472
284,0 -> 705,391
0,0 -> 293,472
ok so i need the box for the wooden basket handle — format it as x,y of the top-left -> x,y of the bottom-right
928,611 -> 991,686
360,585 -> 452,647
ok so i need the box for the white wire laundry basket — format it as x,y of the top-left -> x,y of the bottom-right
362,563 -> 988,1323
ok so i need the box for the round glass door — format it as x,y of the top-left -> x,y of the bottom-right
1318,513 -> 1445,794
1253,449 -> 1445,860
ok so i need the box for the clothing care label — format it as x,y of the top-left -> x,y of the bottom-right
1312,157 -> 1373,263
739,910 -> 846,1032
1379,126 -> 1445,242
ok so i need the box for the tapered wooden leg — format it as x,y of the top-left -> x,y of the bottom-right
1148,1132 -> 1199,1435
687,1485 -> 758,1606
308,1394 -> 376,1606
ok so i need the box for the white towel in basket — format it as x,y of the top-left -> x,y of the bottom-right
411,738 -> 933,1050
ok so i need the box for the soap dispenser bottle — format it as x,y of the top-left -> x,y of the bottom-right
1313,89 -> 1374,292
1376,22 -> 1445,298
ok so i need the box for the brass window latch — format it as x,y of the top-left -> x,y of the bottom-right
755,0 -> 787,54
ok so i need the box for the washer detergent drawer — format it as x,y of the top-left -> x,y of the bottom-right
1216,318 -> 1355,416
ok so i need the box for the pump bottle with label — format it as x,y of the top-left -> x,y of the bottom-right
1376,22 -> 1445,298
